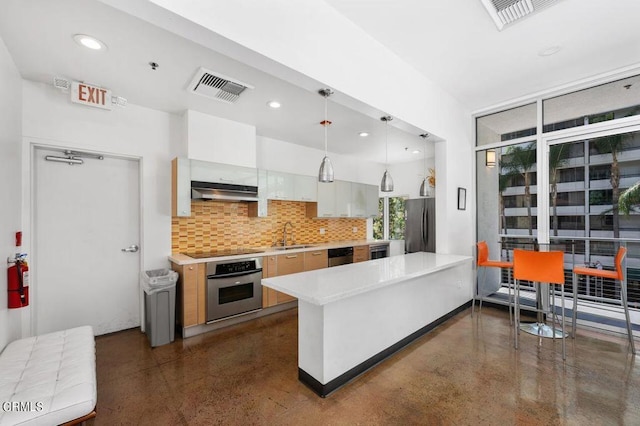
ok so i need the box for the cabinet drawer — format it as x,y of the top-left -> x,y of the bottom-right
304,250 -> 328,271
276,253 -> 305,275
262,253 -> 304,307
353,245 -> 369,263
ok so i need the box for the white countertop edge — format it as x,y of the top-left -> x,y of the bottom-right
169,240 -> 391,265
262,253 -> 472,306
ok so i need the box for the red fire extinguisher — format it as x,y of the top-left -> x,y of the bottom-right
8,254 -> 29,309
8,233 -> 29,309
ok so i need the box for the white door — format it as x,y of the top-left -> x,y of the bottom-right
34,147 -> 140,335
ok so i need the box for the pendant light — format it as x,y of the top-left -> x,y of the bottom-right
318,88 -> 334,183
380,116 -> 394,192
419,133 -> 430,197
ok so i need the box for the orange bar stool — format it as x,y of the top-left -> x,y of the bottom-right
513,249 -> 567,359
572,247 -> 636,355
472,241 -> 514,323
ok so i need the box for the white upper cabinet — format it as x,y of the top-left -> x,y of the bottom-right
335,181 -> 352,217
316,182 -> 336,217
172,156 -> 378,219
307,180 -> 349,218
351,183 -> 367,218
172,158 -> 191,217
266,171 -> 294,200
190,159 -> 258,186
294,175 -> 317,202
266,172 -> 317,202
309,181 -> 378,218
254,169 -> 268,217
365,184 -> 380,218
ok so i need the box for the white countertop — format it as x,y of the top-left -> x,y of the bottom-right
262,252 -> 472,306
168,239 -> 390,265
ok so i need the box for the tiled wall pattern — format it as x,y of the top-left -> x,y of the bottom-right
172,200 -> 367,253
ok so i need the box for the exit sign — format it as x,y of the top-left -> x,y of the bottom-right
71,82 -> 112,110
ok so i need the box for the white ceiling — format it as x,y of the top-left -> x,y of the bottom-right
325,0 -> 640,111
1,0 -> 639,164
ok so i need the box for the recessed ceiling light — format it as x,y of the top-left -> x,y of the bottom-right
73,34 -> 107,51
412,150 -> 421,154
358,132 -> 369,137
538,46 -> 561,57
267,100 -> 281,109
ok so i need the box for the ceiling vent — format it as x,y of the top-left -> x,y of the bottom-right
188,67 -> 253,104
480,0 -> 562,30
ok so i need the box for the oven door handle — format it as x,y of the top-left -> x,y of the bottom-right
207,269 -> 262,279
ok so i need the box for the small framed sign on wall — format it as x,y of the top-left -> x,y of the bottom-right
457,187 -> 466,210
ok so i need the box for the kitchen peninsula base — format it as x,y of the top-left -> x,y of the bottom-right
262,252 -> 473,397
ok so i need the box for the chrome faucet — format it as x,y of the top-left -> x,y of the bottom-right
282,221 -> 294,246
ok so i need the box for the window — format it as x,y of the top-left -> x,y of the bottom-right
557,167 -> 584,183
503,171 -> 538,188
389,197 -> 406,240
554,191 -> 585,207
373,196 -> 406,240
373,198 -> 383,240
589,165 -> 611,181
505,216 -> 538,230
543,74 -> 640,132
476,75 -> 640,333
503,194 -> 538,208
476,103 -> 536,146
589,190 -> 613,206
556,216 -> 585,230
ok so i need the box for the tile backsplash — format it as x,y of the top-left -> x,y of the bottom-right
172,200 -> 366,253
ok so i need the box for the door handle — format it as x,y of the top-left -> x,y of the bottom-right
121,244 -> 139,253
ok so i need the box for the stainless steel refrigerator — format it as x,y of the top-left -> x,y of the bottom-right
404,198 -> 436,253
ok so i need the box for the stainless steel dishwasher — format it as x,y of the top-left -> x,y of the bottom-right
327,247 -> 353,267
369,243 -> 389,259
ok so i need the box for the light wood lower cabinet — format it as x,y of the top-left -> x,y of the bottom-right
353,245 -> 369,263
263,251 -> 328,308
172,262 -> 206,327
262,255 -> 279,307
304,249 -> 328,271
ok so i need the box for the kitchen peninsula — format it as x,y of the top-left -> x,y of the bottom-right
262,251 -> 473,397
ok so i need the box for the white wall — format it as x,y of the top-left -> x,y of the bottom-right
388,158 -> 436,199
21,80 -> 179,335
0,36 -> 23,350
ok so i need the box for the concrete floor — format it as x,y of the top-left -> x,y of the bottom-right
89,307 -> 639,425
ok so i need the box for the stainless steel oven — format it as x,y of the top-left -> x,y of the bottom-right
206,257 -> 263,322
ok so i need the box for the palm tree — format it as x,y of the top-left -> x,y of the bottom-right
549,144 -> 569,236
502,143 -> 536,235
498,167 -> 515,261
498,171 -> 510,236
593,134 -> 625,238
619,181 -> 640,215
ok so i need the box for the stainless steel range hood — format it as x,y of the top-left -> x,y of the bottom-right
191,180 -> 259,202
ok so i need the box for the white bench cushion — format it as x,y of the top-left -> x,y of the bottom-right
0,326 -> 96,426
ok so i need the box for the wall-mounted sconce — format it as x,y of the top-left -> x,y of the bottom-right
486,150 -> 496,167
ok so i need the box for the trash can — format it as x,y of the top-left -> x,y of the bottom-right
141,269 -> 178,347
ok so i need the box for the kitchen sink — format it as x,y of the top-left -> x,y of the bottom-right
272,244 -> 316,250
